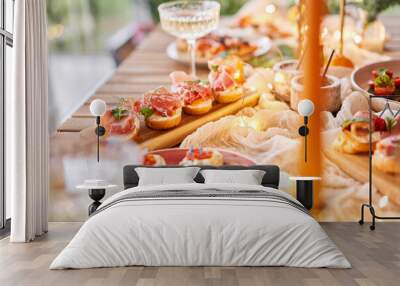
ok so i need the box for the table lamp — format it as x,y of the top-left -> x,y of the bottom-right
297,99 -> 315,162
89,99 -> 107,162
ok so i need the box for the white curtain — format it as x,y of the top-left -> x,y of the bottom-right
8,0 -> 49,242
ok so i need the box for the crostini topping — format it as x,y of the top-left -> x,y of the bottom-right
368,68 -> 400,96
134,87 -> 182,118
175,80 -> 213,105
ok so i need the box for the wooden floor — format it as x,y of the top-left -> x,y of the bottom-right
0,223 -> 399,286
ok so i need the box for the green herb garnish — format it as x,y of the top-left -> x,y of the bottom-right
374,69 -> 393,87
111,107 -> 129,120
386,117 -> 398,132
140,107 -> 154,119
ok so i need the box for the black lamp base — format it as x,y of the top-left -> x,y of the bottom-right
296,180 -> 313,210
88,188 -> 106,215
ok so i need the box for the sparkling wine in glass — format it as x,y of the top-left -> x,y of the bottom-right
159,1 -> 220,76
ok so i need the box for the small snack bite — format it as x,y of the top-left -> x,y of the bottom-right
170,71 -> 214,115
101,100 -> 140,140
368,69 -> 400,96
133,87 -> 183,130
143,154 -> 167,166
208,56 -> 246,103
179,147 -> 224,166
333,111 -> 384,154
373,135 -> 400,174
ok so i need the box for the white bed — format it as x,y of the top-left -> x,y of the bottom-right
50,180 -> 350,269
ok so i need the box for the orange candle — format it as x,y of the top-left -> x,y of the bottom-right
301,0 -> 323,210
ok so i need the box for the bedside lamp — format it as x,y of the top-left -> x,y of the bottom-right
90,99 -> 107,162
298,99 -> 315,162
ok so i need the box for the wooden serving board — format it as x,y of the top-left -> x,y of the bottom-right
324,148 -> 400,206
137,92 -> 260,150
77,91 -> 260,151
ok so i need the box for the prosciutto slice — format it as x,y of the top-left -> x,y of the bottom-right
135,87 -> 182,116
101,111 -> 137,135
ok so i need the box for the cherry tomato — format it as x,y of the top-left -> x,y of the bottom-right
394,77 -> 400,88
368,80 -> 375,88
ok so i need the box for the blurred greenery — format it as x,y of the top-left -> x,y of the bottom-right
47,0 -> 135,52
360,0 -> 400,23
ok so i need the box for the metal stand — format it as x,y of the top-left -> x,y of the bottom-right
359,94 -> 400,230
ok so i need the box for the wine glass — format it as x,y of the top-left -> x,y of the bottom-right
158,0 -> 220,77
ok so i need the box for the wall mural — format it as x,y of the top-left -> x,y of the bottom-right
49,1 -> 400,222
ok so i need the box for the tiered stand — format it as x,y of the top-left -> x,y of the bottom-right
359,94 -> 400,230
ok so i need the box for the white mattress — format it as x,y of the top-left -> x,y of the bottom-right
50,183 -> 350,269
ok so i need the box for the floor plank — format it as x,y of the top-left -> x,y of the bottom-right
0,223 -> 399,286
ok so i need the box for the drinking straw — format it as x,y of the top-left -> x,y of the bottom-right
322,49 -> 335,79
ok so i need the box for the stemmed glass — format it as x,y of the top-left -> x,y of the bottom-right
159,1 -> 220,77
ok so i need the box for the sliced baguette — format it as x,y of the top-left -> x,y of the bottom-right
183,99 -> 213,115
146,108 -> 182,130
333,130 -> 371,154
215,86 -> 244,104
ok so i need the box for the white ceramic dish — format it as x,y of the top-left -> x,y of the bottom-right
351,59 -> 400,111
166,36 -> 272,67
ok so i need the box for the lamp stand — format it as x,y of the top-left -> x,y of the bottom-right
298,116 -> 309,162
94,116 -> 106,162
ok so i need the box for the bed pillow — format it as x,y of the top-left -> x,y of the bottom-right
200,169 -> 266,185
135,167 -> 200,186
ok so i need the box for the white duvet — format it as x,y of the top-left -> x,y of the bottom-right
50,183 -> 350,269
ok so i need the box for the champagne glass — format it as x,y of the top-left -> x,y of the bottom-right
159,0 -> 220,77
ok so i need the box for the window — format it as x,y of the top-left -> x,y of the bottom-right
0,0 -> 14,233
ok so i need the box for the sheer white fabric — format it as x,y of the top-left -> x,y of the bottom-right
8,0 -> 49,242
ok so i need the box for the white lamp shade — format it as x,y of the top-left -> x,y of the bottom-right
90,99 -> 107,116
298,99 -> 315,117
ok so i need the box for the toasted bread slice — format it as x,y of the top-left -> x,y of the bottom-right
183,99 -> 213,115
146,108 -> 182,130
215,87 -> 244,104
332,130 -> 371,154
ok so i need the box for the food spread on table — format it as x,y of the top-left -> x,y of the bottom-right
69,0 -> 400,222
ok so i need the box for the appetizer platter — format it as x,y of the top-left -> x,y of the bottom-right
351,59 -> 400,109
325,111 -> 400,206
167,31 -> 272,66
143,147 -> 256,166
99,56 -> 261,151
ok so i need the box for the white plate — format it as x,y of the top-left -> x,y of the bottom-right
166,36 -> 272,67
